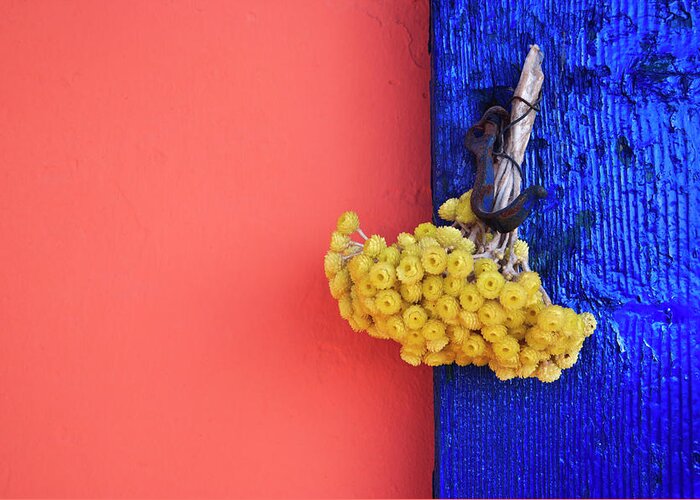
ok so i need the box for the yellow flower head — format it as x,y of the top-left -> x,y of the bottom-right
337,296 -> 354,319
438,199 -> 460,222
499,281 -> 528,310
537,361 -> 562,383
385,315 -> 406,341
455,192 -> 477,224
517,364 -> 538,378
455,352 -> 472,366
525,326 -> 555,350
512,239 -> 529,260
476,270 -> 505,299
443,274 -> 465,297
478,300 -> 506,326
414,222 -> 437,239
462,334 -> 486,357
448,325 -> 468,344
492,336 -> 521,362
504,308 -> 526,329
509,325 -> 527,340
396,255 -> 424,285
324,251 -> 343,278
330,231 -> 351,252
435,226 -> 463,247
352,312 -> 372,331
329,269 -> 351,299
378,245 -> 401,266
356,276 -> 377,298
555,350 -> 579,369
421,319 -> 447,341
581,312 -> 597,337
401,244 -> 421,257
403,329 -> 426,348
336,211 -> 360,235
361,297 -> 378,315
474,258 -> 498,276
368,261 -> 396,290
400,283 -> 422,303
400,345 -> 423,366
426,337 -> 449,353
494,366 -> 517,381
459,310 -> 481,330
459,284 -> 484,312
424,350 -> 452,366
422,299 -> 438,318
524,303 -> 544,325
519,346 -> 540,366
456,238 -> 476,255
375,289 -> 402,315
422,275 -> 443,301
418,236 -> 440,250
436,295 -> 460,321
347,254 -> 372,281
421,246 -> 448,274
396,232 -> 417,247
538,305 -> 566,332
481,324 -> 507,343
363,235 -> 386,257
403,305 -> 428,330
446,249 -> 474,278
517,271 -> 542,294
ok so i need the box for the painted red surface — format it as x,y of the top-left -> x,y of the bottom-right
0,0 -> 432,497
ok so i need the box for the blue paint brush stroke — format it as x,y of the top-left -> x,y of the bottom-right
430,0 -> 700,497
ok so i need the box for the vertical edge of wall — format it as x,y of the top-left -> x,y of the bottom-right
429,0 -> 700,497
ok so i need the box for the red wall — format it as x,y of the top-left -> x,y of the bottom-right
0,1 -> 433,497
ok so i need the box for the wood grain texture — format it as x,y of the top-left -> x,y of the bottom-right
430,0 -> 700,497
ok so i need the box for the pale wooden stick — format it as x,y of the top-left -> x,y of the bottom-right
493,45 -> 544,210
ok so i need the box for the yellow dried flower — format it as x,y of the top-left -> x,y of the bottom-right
493,365 -> 517,381
367,325 -> 390,339
455,192 -> 477,224
422,276 -> 443,301
422,299 -> 438,318
478,301 -> 506,326
426,337 -> 449,353
455,352 -> 472,366
448,325 -> 468,344
360,297 -> 378,315
456,237 -> 476,254
446,249 -> 474,278
517,364 -> 537,378
424,350 -> 452,366
356,276 -> 377,297
347,254 -> 373,281
524,303 -> 544,325
504,308 -> 526,329
324,251 -> 343,278
336,211 -> 360,235
438,198 -> 460,221
378,245 -> 401,266
537,361 -> 562,383
400,345 -> 423,366
363,234 -> 386,257
519,346 -> 540,366
368,261 -> 396,290
462,334 -> 486,357
418,236 -> 440,250
525,326 -> 555,350
555,351 -> 579,369
517,271 -> 542,293
512,239 -> 529,260
435,226 -> 463,247
330,231 -> 351,252
436,295 -> 460,321
499,281 -> 528,310
493,336 -> 521,361
414,222 -> 437,239
421,246 -> 448,274
538,305 -> 566,332
396,232 -> 416,247
375,289 -> 402,315
385,315 -> 406,341
442,274 -> 464,297
476,270 -> 505,299
459,310 -> 481,330
421,319 -> 447,340
329,269 -> 351,299
459,284 -> 484,312
581,312 -> 597,337
352,312 -> 372,331
474,258 -> 498,276
338,296 -> 354,319
400,283 -> 422,303
403,305 -> 428,330
396,255 -> 424,285
481,324 -> 507,342
401,244 -> 421,257
509,325 -> 527,340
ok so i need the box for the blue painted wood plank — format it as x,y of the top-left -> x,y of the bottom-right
430,0 -> 700,497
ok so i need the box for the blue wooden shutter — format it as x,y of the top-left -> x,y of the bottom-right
430,1 -> 700,497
